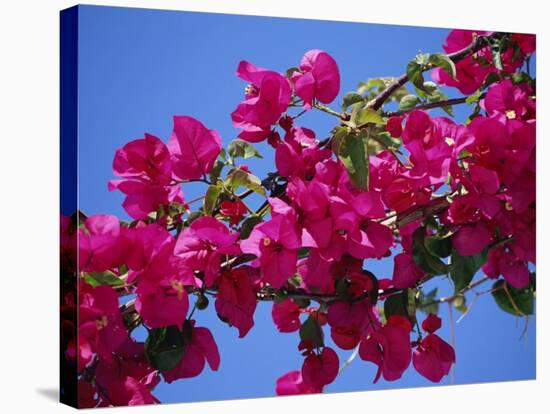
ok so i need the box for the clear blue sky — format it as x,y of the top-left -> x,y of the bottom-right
75,5 -> 535,404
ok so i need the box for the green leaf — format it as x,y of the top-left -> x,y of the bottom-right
419,287 -> 439,315
466,89 -> 483,105
450,248 -> 488,293
406,60 -> 427,92
286,66 -> 300,79
225,169 -> 266,196
209,159 -> 225,182
228,140 -> 263,159
492,280 -> 534,316
238,215 -> 263,239
424,234 -> 452,258
412,227 -> 449,275
384,289 -> 417,324
338,130 -> 369,190
399,94 -> 420,111
144,326 -> 187,372
203,184 -> 222,216
429,53 -> 457,79
299,315 -> 324,348
342,92 -> 365,111
83,271 -> 124,288
352,107 -> 385,126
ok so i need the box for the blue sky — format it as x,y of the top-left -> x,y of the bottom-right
75,5 -> 535,404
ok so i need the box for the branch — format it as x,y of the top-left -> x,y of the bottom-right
367,32 -> 506,111
419,276 -> 491,309
385,94 -> 484,117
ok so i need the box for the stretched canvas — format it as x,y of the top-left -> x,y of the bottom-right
60,4 -> 536,408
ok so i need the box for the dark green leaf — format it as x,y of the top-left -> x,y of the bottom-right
450,248 -> 488,293
412,227 -> 449,275
492,280 -> 534,316
338,130 -> 369,190
238,215 -> 263,239
209,159 -> 225,182
424,234 -> 452,258
144,326 -> 187,372
384,289 -> 417,324
228,140 -> 263,159
299,315 -> 324,348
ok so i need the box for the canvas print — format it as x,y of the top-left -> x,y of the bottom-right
60,5 -> 536,408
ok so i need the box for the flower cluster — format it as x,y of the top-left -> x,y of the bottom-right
62,31 -> 536,407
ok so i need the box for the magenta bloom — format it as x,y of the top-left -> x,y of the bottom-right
163,321 -> 220,383
272,298 -> 302,333
292,49 -> 340,108
135,288 -> 189,329
327,300 -> 379,350
78,214 -> 125,272
167,115 -> 222,180
108,180 -> 184,220
301,347 -> 340,389
392,252 -> 425,289
359,316 -> 412,383
386,116 -> 404,137
215,268 -> 257,338
78,283 -> 128,364
231,61 -> 292,142
241,201 -> 301,288
413,333 -> 456,382
452,221 -> 492,256
113,133 -> 172,185
174,216 -> 240,287
276,370 -> 322,395
421,314 -> 442,334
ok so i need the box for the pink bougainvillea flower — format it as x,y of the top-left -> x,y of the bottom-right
383,176 -> 431,214
512,33 -> 536,55
215,268 -> 257,337
167,115 -> 222,180
392,252 -> 425,289
421,314 -> 442,334
174,216 -> 240,287
112,133 -> 172,185
231,61 -> 292,142
108,180 -> 185,220
275,370 -> 322,395
135,287 -> 189,329
275,127 -> 332,179
386,115 -> 404,137
78,214 -> 125,272
413,333 -> 456,382
241,203 -> 301,288
482,79 -> 535,121
163,321 -> 220,383
452,221 -> 492,256
327,299 -> 379,350
301,346 -> 340,389
93,340 -> 160,406
272,298 -> 302,333
292,49 -> 340,108
359,315 -> 412,383
431,30 -> 493,94
346,221 -> 394,260
219,200 -> 248,226
78,283 -> 128,362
